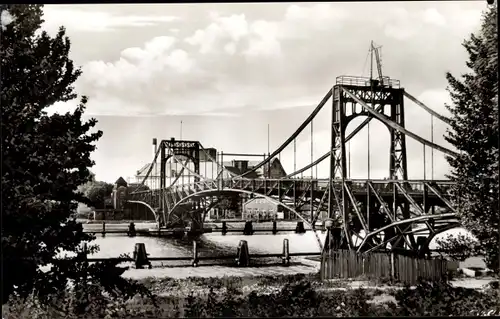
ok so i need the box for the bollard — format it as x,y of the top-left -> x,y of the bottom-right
235,240 -> 250,267
128,222 -> 136,237
243,221 -> 254,235
222,221 -> 227,235
295,221 -> 306,234
390,252 -> 395,282
272,220 -> 278,235
133,243 -> 152,269
282,239 -> 290,266
102,222 -> 106,237
192,241 -> 199,267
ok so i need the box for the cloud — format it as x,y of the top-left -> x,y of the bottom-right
41,6 -> 179,34
1,9 -> 15,30
423,8 -> 447,26
243,20 -> 281,57
73,2 -> 485,118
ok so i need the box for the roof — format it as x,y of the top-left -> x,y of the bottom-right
115,176 -> 128,186
134,157 -> 285,179
128,183 -> 149,193
222,160 -> 263,167
136,163 -> 161,176
244,197 -> 277,206
224,166 -> 261,179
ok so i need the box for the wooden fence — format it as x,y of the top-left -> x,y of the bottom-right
320,250 -> 448,285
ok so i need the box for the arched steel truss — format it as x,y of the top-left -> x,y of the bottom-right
127,73 -> 462,255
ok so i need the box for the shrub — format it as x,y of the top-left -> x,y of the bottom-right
394,279 -> 500,317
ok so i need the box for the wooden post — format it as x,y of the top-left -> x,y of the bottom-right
390,252 -> 395,282
282,238 -> 290,266
128,222 -> 136,237
235,240 -> 250,267
133,243 -> 151,269
243,221 -> 253,235
272,220 -> 277,235
295,221 -> 305,234
102,221 -> 106,237
192,241 -> 199,267
222,221 -> 227,235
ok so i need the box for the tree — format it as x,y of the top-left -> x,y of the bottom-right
79,180 -> 114,209
86,183 -> 113,209
444,5 -> 498,272
1,5 -> 150,306
435,233 -> 480,262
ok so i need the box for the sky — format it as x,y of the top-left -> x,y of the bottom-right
38,2 -> 488,184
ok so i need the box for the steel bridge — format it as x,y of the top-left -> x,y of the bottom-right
126,71 -> 460,255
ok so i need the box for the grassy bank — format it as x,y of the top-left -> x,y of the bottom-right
3,272 -> 499,318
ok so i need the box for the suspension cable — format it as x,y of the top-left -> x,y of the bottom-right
198,142 -> 248,180
235,89 -> 333,179
423,144 -> 426,180
311,118 -> 314,179
361,50 -> 371,78
294,138 -> 297,175
348,141 -> 351,179
168,157 -> 190,187
343,87 -> 457,157
431,115 -> 434,179
368,121 -> 371,179
286,102 -> 387,179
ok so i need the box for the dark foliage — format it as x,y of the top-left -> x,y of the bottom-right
1,4 -> 151,305
444,5 -> 499,272
394,279 -> 500,316
435,232 -> 480,261
4,274 -> 500,318
79,181 -> 114,209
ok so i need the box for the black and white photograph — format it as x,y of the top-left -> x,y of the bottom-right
1,1 -> 499,317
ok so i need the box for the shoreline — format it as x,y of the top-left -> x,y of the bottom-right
131,264 -> 498,301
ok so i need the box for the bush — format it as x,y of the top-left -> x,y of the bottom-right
4,276 -> 500,318
394,280 -> 500,317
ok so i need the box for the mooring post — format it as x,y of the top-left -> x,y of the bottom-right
133,243 -> 151,269
243,221 -> 253,235
192,240 -> 199,267
272,220 -> 278,235
295,221 -> 305,234
222,221 -> 227,235
128,222 -> 136,237
390,252 -> 396,282
102,221 -> 106,237
235,240 -> 250,267
282,238 -> 290,266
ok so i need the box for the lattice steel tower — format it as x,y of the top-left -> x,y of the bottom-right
327,42 -> 409,250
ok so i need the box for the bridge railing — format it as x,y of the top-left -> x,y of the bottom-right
129,179 -> 455,204
131,179 -> 453,192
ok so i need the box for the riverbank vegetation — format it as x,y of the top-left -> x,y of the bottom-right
2,1 -> 498,318
3,273 -> 499,318
1,4 -> 148,306
443,3 -> 498,272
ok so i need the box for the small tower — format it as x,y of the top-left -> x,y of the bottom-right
113,177 -> 128,210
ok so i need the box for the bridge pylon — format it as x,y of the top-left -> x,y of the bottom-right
326,76 -> 412,252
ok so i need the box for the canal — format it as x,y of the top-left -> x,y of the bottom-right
83,222 -> 327,266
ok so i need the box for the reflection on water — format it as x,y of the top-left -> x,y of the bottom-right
91,232 -> 327,259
